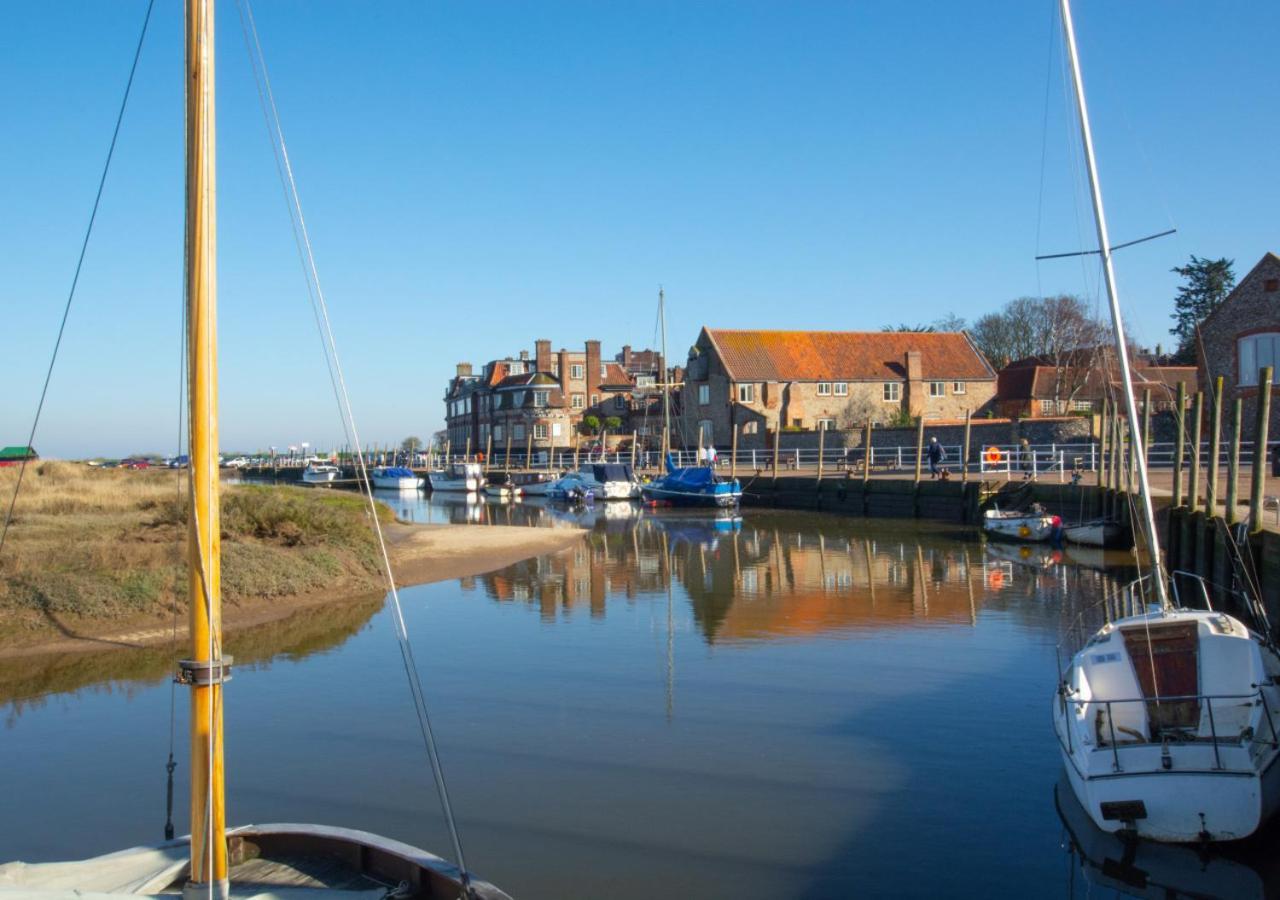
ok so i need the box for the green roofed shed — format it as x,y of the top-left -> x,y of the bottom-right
0,446 -> 38,462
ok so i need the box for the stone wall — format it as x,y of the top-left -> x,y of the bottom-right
764,416 -> 1095,461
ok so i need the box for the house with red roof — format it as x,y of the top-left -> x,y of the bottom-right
681,328 -> 997,447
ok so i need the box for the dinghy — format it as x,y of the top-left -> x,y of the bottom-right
982,505 -> 1061,542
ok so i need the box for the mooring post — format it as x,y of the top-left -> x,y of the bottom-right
1207,376 -> 1223,516
485,434 -> 493,472
730,423 -> 738,480
573,433 -> 580,471
1250,367 -> 1273,533
962,409 -> 971,483
1227,397 -> 1243,526
444,439 -> 451,467
817,426 -> 825,480
1099,397 -> 1109,489
1140,388 -> 1152,486
1173,381 -> 1186,507
864,419 -> 872,485
465,436 -> 472,462
504,432 -> 513,474
772,427 -> 781,482
914,416 -> 924,484
1189,392 -> 1203,513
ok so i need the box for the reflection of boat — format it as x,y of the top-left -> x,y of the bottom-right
982,506 -> 1060,542
370,465 -> 422,490
1056,773 -> 1268,900
983,541 -> 1062,569
640,453 -> 742,508
1064,518 -> 1127,548
0,5 -> 508,896
427,461 -> 482,492
301,463 -> 339,484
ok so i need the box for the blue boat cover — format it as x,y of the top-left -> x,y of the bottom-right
592,463 -> 634,482
379,467 -> 415,477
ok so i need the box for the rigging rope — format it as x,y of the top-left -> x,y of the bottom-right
234,2 -> 474,891
0,0 -> 156,561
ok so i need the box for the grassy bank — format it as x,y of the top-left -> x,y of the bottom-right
0,462 -> 391,645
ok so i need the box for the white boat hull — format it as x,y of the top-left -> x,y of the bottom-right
301,469 -> 338,484
518,480 -> 552,496
1064,521 -> 1124,547
983,511 -> 1058,542
428,475 -> 478,492
484,484 -> 519,497
371,475 -> 422,490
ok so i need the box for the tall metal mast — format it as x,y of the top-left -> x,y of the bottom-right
185,0 -> 229,894
659,287 -> 671,452
1059,0 -> 1168,607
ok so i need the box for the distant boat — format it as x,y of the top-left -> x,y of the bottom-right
427,461 -> 482,492
982,505 -> 1060,542
544,471 -> 595,504
511,471 -> 556,496
1063,518 -> 1127,548
587,463 -> 641,500
483,472 -> 519,498
640,453 -> 742,508
301,463 -> 339,485
370,466 -> 423,490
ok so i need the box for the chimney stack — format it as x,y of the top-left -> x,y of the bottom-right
585,340 -> 602,404
535,339 -> 552,374
558,348 -> 570,399
519,349 -> 529,361
622,345 -> 633,370
456,362 -> 473,377
905,351 -> 924,416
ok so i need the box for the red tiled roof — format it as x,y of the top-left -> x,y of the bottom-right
705,329 -> 995,382
600,362 -> 633,389
1002,365 -> 1198,401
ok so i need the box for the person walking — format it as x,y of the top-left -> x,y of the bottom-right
926,436 -> 946,479
1019,437 -> 1033,480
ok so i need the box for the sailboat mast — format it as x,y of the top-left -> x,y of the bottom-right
1059,0 -> 1168,607
659,287 -> 671,453
185,0 -> 228,893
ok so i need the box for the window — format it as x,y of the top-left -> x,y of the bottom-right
513,424 -> 525,440
552,423 -> 562,437
614,396 -> 626,410
1266,279 -> 1279,293
952,382 -> 966,395
698,384 -> 710,405
792,418 -> 803,428
532,390 -> 549,407
929,381 -> 945,397
1239,333 -> 1280,385
817,382 -> 831,396
698,420 -> 714,443
493,425 -> 504,442
571,394 -> 584,409
737,384 -> 755,403
636,375 -> 656,388
534,424 -> 549,439
743,422 -> 758,434
509,361 -> 525,375
1070,399 -> 1093,412
834,383 -> 848,396
1040,399 -> 1065,414
513,390 -> 525,407
570,363 -> 585,380
882,383 -> 900,402
817,418 -> 837,430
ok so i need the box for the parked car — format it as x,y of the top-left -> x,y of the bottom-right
120,458 -> 151,470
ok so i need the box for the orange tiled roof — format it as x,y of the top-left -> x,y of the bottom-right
705,329 -> 995,382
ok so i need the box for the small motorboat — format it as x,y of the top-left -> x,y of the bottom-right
587,463 -> 642,500
427,461 -> 482,492
511,471 -> 556,496
1063,518 -> 1128,548
545,472 -> 594,504
484,472 -> 520,498
370,465 -> 423,490
982,504 -> 1060,542
640,453 -> 741,508
301,463 -> 339,485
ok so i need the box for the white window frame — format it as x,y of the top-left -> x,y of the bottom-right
533,390 -> 549,407
534,424 -> 549,439
698,384 -> 710,405
952,382 -> 966,395
737,384 -> 755,404
929,381 -> 945,398
571,393 -> 584,409
1239,333 -> 1280,386
882,383 -> 900,402
614,395 -> 626,410
570,363 -> 585,380
817,418 -> 837,430
1070,399 -> 1093,412
816,382 -> 831,396
833,382 -> 848,396
552,423 -> 562,437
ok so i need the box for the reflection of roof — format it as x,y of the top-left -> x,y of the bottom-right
705,329 -> 996,382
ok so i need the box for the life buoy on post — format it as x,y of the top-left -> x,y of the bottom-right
984,446 -> 1002,465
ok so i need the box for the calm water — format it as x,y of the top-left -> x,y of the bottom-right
3,493 -> 1277,899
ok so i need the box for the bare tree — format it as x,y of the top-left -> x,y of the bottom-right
836,395 -> 880,429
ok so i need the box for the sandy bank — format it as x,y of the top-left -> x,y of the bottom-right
0,522 -> 583,661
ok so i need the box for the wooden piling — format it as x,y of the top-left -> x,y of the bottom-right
504,431 -> 513,474
465,436 -> 471,462
914,416 -> 924,484
817,426 -> 825,480
484,434 -> 493,472
962,409 -> 971,483
1188,392 -> 1203,513
1207,376 -> 1223,516
1173,381 -> 1186,507
1250,367 -> 1273,533
630,430 -> 638,470
573,433 -> 580,471
444,439 -> 451,467
1227,397 -> 1242,525
863,419 -> 872,485
772,428 -> 780,481
730,423 -> 738,480
1099,397 -> 1109,489
1140,387 -> 1151,485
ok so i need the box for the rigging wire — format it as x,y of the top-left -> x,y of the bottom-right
233,2 -> 474,891
0,0 -> 157,561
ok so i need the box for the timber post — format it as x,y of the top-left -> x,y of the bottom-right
913,416 -> 924,484
962,409 -> 971,483
1099,397 -> 1109,490
772,427 -> 781,482
1207,376 -> 1223,515
504,431 -> 513,474
817,426 -> 825,480
863,419 -> 872,485
1250,367 -> 1273,533
730,422 -> 738,480
1173,381 -> 1186,507
1227,397 -> 1242,525
1189,392 -> 1203,513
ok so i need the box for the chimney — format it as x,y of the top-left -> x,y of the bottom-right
535,339 -> 552,374
622,345 -> 633,370
558,348 -> 570,398
456,362 -> 473,377
586,339 -> 602,403
519,349 -> 529,361
905,351 -> 924,416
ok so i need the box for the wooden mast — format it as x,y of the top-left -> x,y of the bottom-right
185,0 -> 228,894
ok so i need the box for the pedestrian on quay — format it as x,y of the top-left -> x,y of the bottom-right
1019,437 -> 1033,480
927,436 -> 946,479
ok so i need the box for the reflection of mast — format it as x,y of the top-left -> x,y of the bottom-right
916,545 -> 928,615
661,530 -> 674,722
864,539 -> 875,606
963,547 -> 976,626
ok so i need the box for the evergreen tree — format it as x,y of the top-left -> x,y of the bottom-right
1169,255 -> 1235,362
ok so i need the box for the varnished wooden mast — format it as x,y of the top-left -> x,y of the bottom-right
186,0 -> 227,893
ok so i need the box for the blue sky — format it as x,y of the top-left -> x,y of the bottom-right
2,1 -> 1277,457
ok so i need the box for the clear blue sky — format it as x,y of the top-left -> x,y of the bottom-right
2,1 -> 1276,458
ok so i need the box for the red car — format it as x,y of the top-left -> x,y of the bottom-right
120,458 -> 151,470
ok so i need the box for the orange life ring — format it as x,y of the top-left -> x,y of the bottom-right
984,446 -> 1002,464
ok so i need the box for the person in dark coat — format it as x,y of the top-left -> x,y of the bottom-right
926,436 -> 946,478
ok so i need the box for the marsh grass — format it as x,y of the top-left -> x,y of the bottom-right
0,462 -> 390,638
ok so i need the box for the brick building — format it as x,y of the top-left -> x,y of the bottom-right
680,328 -> 997,448
443,340 -> 664,454
995,350 -> 1197,418
1197,252 -> 1280,439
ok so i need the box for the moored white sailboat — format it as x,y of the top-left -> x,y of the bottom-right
1049,0 -> 1280,844
0,3 -> 508,896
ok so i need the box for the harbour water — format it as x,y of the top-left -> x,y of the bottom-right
3,494 -> 1277,899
